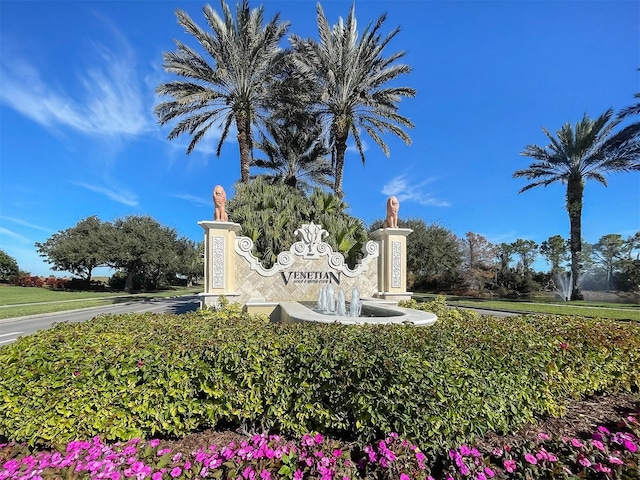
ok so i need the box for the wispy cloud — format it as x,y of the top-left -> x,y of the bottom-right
172,193 -> 211,208
0,26 -> 152,137
0,227 -> 31,244
382,175 -> 450,207
74,182 -> 138,207
482,231 -> 519,245
0,216 -> 52,233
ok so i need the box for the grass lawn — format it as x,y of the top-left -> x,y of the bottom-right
412,292 -> 640,321
0,285 -> 202,319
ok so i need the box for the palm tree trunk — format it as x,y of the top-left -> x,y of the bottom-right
236,112 -> 252,183
567,177 -> 584,300
334,132 -> 348,199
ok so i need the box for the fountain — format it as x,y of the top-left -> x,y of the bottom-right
317,285 -> 363,318
554,271 -> 573,301
350,287 -> 361,318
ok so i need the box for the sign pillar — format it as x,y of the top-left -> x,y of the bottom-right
198,221 -> 242,308
370,228 -> 413,302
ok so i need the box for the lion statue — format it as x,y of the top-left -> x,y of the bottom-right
212,185 -> 228,222
382,196 -> 399,228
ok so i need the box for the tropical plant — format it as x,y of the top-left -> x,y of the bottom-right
290,3 -> 416,198
155,0 -> 290,183
252,109 -> 334,192
227,178 -> 367,267
618,92 -> 640,119
514,109 -> 640,299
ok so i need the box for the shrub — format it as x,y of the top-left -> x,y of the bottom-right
15,275 -> 44,287
0,301 -> 638,452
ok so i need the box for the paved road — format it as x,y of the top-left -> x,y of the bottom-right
0,295 -> 200,347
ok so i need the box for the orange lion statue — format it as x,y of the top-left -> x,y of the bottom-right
212,185 -> 228,222
382,196 -> 399,228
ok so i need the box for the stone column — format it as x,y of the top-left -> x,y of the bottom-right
198,221 -> 242,308
369,228 -> 413,303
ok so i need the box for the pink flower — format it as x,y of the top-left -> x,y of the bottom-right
578,455 -> 591,467
503,459 -> 517,473
592,440 -> 605,451
598,426 -> 611,435
608,455 -> 623,465
595,463 -> 612,474
152,473 -> 163,480
536,448 -> 549,461
570,438 -> 584,448
524,453 -> 537,465
149,439 -> 160,448
314,433 -> 323,444
623,439 -> 637,453
560,342 -> 568,350
242,466 -> 256,480
537,433 -> 550,441
293,469 -> 304,480
484,466 -> 495,477
260,469 -> 271,480
332,449 -> 342,458
400,474 -> 411,480
170,467 -> 182,478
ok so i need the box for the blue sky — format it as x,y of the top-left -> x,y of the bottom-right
1,0 -> 638,277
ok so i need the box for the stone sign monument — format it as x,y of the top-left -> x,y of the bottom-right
198,193 -> 412,314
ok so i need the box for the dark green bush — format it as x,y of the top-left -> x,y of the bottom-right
1,299 -> 638,450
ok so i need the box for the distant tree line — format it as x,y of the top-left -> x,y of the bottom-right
33,216 -> 202,292
3,204 -> 636,298
377,220 -> 639,297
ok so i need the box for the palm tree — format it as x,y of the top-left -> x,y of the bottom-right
252,110 -> 334,192
514,109 -> 640,299
618,93 -> 640,119
290,3 -> 416,199
155,0 -> 290,183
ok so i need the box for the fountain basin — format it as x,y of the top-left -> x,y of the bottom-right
275,300 -> 437,326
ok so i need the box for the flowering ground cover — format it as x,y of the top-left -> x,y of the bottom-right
1,401 -> 638,479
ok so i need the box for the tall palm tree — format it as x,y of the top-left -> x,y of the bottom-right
290,3 -> 416,199
155,0 -> 290,183
252,110 -> 334,192
514,109 -> 640,299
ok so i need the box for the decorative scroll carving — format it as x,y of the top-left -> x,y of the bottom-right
235,223 -> 379,278
392,241 -> 402,288
293,223 -> 329,258
212,236 -> 225,288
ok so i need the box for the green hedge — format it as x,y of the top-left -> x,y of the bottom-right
1,298 -> 638,449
